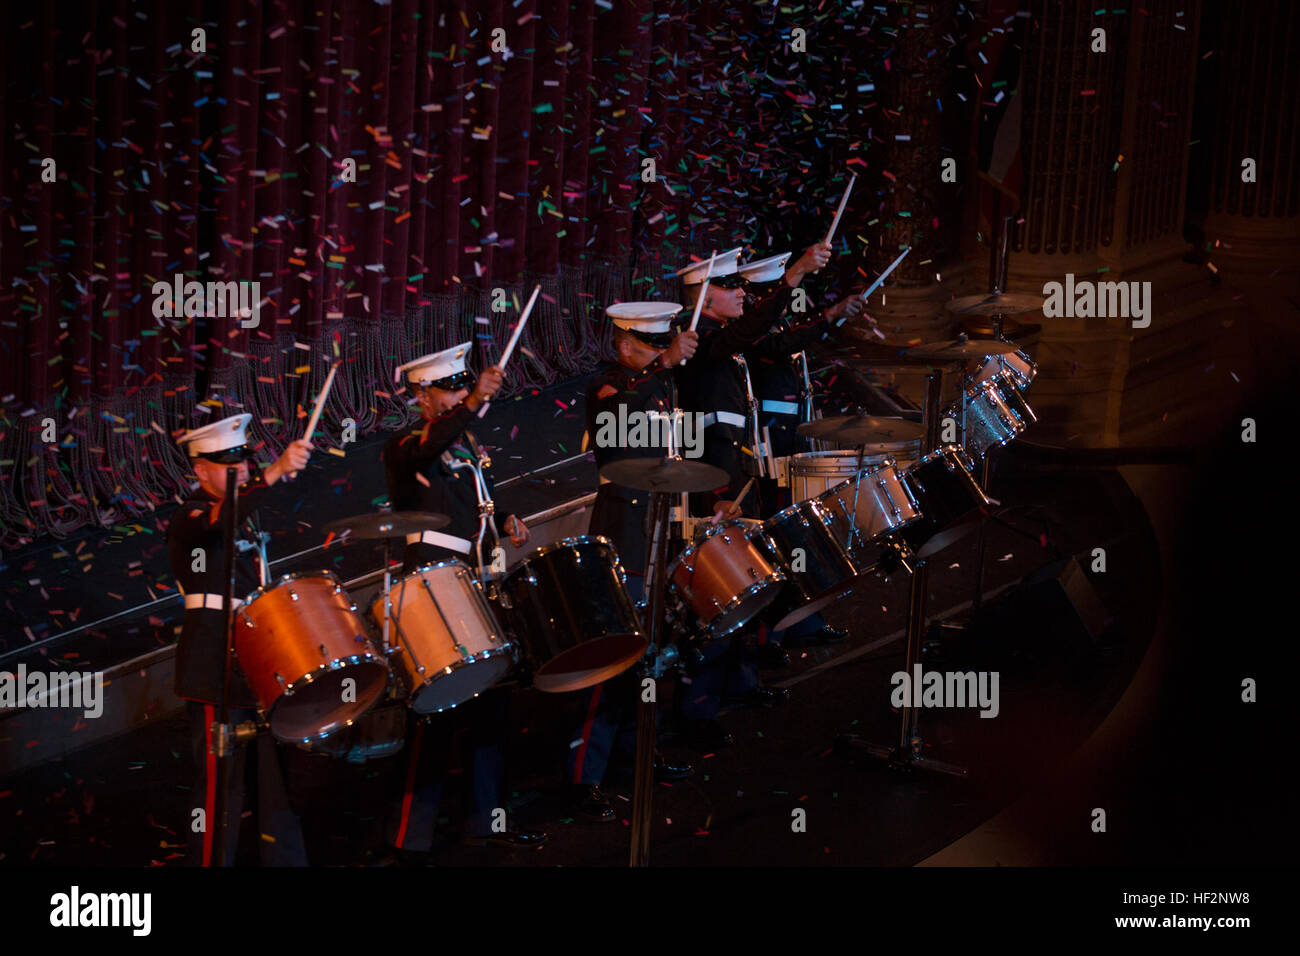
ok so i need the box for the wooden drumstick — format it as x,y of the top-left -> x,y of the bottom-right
712,477 -> 756,525
824,173 -> 856,246
477,284 -> 541,419
292,360 -> 339,478
686,250 -> 719,331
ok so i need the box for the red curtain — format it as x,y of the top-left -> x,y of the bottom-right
0,0 -> 884,546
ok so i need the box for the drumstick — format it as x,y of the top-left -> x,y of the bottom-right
838,246 -> 911,327
291,360 -> 339,478
686,250 -> 719,335
303,361 -> 339,441
712,477 -> 756,525
477,284 -> 541,419
823,173 -> 857,246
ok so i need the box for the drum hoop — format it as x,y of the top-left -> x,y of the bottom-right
405,644 -> 519,701
513,534 -> 616,567
242,569 -> 344,607
402,558 -> 471,581
698,573 -> 787,640
911,444 -> 971,470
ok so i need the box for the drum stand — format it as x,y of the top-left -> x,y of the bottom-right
212,468 -> 260,866
629,487 -> 678,868
838,370 -> 967,777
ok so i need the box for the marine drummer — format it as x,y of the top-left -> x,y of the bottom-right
166,411 -> 315,866
739,246 -> 864,661
381,344 -> 546,860
566,304 -> 698,822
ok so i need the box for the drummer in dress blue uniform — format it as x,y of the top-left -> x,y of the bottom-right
167,412 -> 314,866
566,304 -> 698,821
382,344 -> 546,861
738,247 -> 864,664
669,248 -> 805,750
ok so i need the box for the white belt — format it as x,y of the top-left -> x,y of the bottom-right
700,411 -> 747,429
761,400 -> 799,415
405,530 -> 473,554
184,593 -> 244,611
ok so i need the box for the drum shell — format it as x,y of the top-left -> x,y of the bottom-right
900,446 -> 991,559
755,500 -> 861,631
369,560 -> 515,714
497,536 -> 647,694
814,458 -> 923,570
975,349 -> 1037,391
236,572 -> 389,742
668,521 -> 786,640
958,377 -> 1028,459
297,699 -> 407,763
788,447 -> 921,502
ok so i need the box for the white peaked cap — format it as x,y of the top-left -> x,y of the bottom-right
178,413 -> 252,457
738,252 -> 791,283
606,301 -> 683,335
674,247 -> 742,285
394,341 -> 473,386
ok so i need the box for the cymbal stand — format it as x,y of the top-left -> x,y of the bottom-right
838,369 -> 967,777
629,480 -> 680,867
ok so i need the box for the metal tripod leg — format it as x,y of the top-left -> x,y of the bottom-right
629,490 -> 672,867
837,369 -> 966,777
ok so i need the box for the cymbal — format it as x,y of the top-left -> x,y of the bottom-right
945,291 -> 1046,317
600,457 -> 729,493
902,338 -> 1021,361
323,511 -> 450,540
958,315 -> 1039,340
797,414 -> 926,444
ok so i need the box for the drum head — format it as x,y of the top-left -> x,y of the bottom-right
269,660 -> 389,742
410,655 -> 515,713
532,632 -> 648,694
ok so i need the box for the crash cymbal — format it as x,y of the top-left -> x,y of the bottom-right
797,414 -> 926,444
323,511 -> 450,540
901,338 -> 1021,361
945,291 -> 1046,317
600,457 -> 730,493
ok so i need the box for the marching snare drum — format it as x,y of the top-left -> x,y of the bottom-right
236,572 -> 389,742
369,560 -> 516,714
815,456 -> 924,569
754,499 -> 861,631
667,520 -> 787,640
496,536 -> 647,694
787,445 -> 923,502
899,446 -> 991,559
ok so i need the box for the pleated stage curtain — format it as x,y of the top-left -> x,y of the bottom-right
0,0 -> 879,546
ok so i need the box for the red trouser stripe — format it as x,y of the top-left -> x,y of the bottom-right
202,704 -> 216,868
394,722 -> 425,850
572,684 -> 604,784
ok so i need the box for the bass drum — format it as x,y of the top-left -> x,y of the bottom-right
236,572 -> 389,743
495,536 -> 647,694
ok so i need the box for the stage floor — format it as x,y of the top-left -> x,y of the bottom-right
1,457 -> 1167,867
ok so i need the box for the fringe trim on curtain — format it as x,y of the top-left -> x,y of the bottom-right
0,262 -> 632,550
